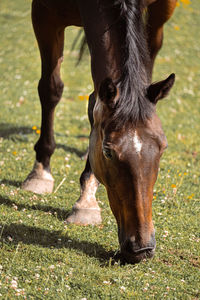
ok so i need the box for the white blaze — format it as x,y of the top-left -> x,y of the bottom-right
133,131 -> 142,154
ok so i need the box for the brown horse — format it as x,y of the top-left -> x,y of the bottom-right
22,0 -> 177,263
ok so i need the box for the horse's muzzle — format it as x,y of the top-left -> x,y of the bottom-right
120,235 -> 156,264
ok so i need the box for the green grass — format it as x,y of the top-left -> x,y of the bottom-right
0,0 -> 199,299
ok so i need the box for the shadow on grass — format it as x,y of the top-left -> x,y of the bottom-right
57,143 -> 87,158
75,135 -> 89,140
0,194 -> 120,264
0,123 -> 32,141
0,123 -> 88,158
0,195 -> 71,221
0,179 -> 21,188
0,222 -> 116,264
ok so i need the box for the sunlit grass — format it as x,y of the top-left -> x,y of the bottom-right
0,0 -> 199,299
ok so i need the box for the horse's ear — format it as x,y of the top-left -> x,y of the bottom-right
99,78 -> 118,108
147,73 -> 175,104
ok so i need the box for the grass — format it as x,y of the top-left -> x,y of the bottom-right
0,0 -> 199,299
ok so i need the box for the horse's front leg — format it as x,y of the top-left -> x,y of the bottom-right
22,0 -> 64,194
66,93 -> 102,225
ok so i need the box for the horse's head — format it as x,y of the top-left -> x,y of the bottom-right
89,74 -> 175,263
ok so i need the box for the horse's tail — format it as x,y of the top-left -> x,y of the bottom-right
71,29 -> 87,65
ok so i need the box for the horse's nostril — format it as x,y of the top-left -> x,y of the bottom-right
121,247 -> 155,264
132,246 -> 155,255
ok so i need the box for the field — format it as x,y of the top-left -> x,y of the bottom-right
0,0 -> 199,299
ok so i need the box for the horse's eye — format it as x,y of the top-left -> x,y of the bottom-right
103,146 -> 113,160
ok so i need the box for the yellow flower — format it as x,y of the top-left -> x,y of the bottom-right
32,125 -> 37,130
174,25 -> 180,31
171,184 -> 176,188
180,0 -> 190,5
183,172 -> 188,176
13,151 -> 17,155
178,173 -> 182,176
36,129 -> 41,134
78,95 -> 85,101
79,95 -> 89,101
176,1 -> 180,7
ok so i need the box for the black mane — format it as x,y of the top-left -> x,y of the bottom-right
102,0 -> 154,127
74,0 -> 154,127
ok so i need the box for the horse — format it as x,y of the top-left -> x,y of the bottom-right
22,0 -> 177,264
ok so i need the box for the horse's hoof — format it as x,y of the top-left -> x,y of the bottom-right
22,161 -> 54,194
22,178 -> 54,194
66,208 -> 102,225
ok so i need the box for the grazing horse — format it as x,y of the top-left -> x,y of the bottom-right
22,0 -> 176,263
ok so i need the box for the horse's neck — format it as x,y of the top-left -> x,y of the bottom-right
80,0 -> 148,90
88,27 -> 126,89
